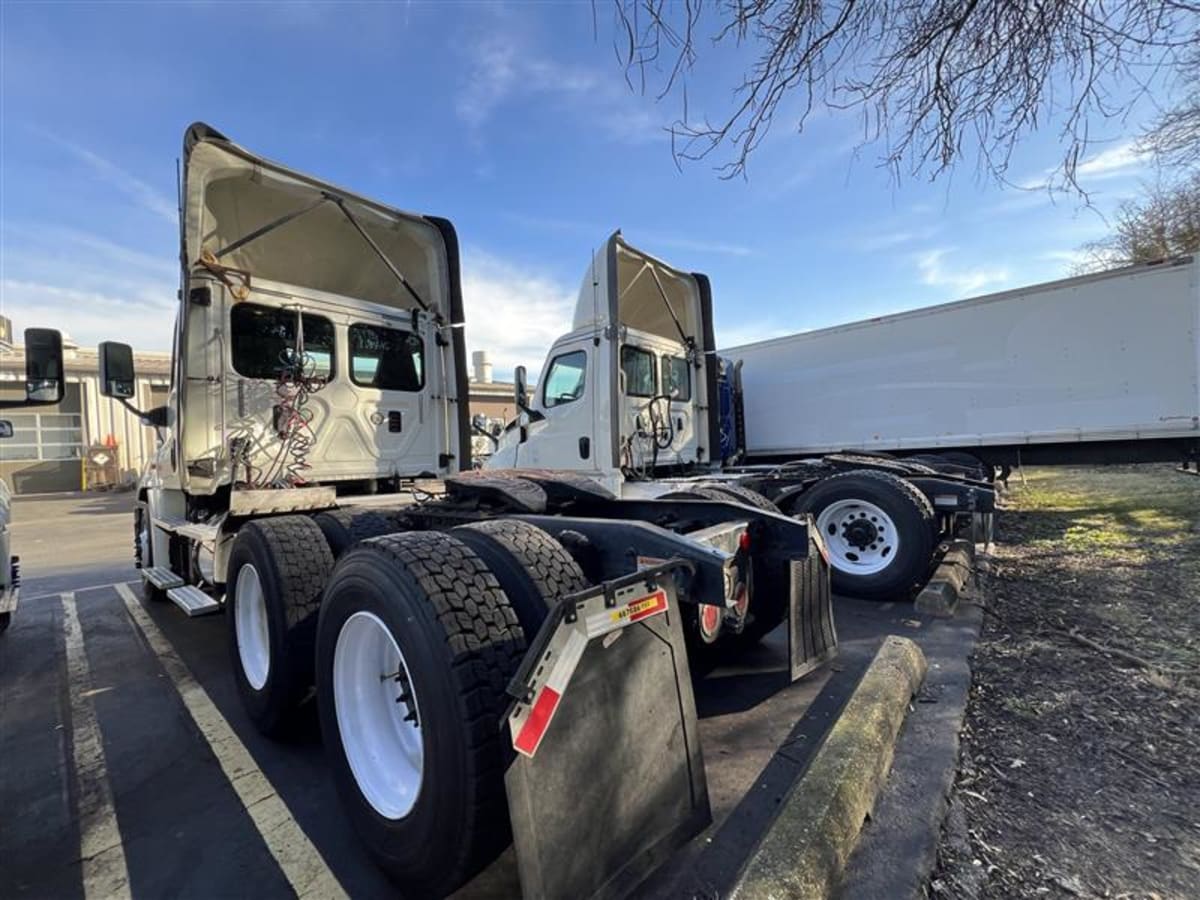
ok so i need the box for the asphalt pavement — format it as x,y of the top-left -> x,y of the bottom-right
0,492 -> 980,899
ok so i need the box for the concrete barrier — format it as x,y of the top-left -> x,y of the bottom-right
732,635 -> 928,900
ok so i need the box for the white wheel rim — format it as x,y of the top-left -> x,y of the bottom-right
139,517 -> 151,566
815,499 -> 900,576
333,611 -> 424,820
234,564 -> 271,691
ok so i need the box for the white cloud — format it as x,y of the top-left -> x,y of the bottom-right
1076,142 -> 1148,179
456,36 -> 661,145
916,249 -> 1009,296
39,131 -> 177,224
1017,140 -> 1149,192
459,248 -> 576,380
1,226 -> 177,350
2,279 -> 176,351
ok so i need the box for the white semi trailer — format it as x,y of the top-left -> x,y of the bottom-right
728,255 -> 1200,471
93,124 -> 834,898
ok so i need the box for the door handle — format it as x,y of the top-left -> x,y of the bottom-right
578,436 -> 590,460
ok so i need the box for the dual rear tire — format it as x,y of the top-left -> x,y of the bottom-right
316,523 -> 587,896
227,514 -> 586,896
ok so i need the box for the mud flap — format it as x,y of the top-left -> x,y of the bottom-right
789,529 -> 838,681
503,564 -> 711,900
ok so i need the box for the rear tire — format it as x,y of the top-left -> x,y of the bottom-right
313,508 -> 406,558
226,516 -> 334,737
451,520 -> 588,638
793,469 -> 934,600
316,532 -> 526,897
135,502 -> 165,602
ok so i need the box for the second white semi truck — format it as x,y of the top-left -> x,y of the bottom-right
487,234 -> 997,609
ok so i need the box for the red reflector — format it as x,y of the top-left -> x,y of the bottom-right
738,531 -> 751,551
514,686 -> 561,756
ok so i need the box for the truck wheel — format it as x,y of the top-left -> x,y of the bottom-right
313,508 -> 406,558
226,516 -> 334,737
316,532 -> 526,897
793,469 -> 934,600
135,502 -> 164,602
452,520 -> 588,638
698,481 -> 778,512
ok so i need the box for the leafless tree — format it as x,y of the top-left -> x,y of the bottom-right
1141,48 -> 1200,170
607,1 -> 1200,185
1074,171 -> 1200,272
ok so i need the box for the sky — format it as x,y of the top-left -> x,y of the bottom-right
0,1 -> 1175,380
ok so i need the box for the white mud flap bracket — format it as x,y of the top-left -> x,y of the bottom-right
503,562 -> 711,900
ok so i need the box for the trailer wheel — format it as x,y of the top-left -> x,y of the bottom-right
316,532 -> 526,897
452,520 -> 588,637
226,516 -> 334,737
793,469 -> 934,600
313,508 -> 406,558
134,502 -> 165,601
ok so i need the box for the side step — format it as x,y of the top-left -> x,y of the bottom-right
142,567 -> 185,590
166,585 -> 222,617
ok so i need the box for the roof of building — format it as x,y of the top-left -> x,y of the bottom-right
0,345 -> 172,378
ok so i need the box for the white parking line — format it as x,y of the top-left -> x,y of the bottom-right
62,592 -> 132,900
115,583 -> 348,900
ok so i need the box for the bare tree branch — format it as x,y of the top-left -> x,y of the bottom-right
1074,170 -> 1200,272
607,1 -> 1200,185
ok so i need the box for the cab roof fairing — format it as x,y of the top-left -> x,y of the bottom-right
180,122 -> 453,322
570,232 -> 709,354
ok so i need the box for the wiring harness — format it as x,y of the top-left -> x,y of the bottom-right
234,327 -> 328,489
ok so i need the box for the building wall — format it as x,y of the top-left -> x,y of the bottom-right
1,363 -> 169,495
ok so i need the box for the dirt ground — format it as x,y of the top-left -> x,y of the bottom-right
931,465 -> 1200,900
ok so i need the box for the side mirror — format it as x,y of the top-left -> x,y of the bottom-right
24,328 -> 64,404
0,421 -> 13,439
99,341 -> 136,399
514,365 -> 530,412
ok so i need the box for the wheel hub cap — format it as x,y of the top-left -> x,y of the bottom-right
814,499 -> 901,576
234,564 -> 271,691
333,611 -> 424,820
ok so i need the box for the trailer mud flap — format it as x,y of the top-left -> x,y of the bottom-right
789,530 -> 838,681
504,564 -> 710,900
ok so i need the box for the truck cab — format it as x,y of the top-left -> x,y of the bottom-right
488,233 -> 720,493
1,328 -> 66,632
99,122 -> 470,603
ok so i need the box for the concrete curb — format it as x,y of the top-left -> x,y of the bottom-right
732,635 -> 929,900
915,539 -> 976,617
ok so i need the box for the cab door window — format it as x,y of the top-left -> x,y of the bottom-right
661,354 -> 691,401
231,303 -> 334,380
621,346 -> 655,397
349,323 -> 424,391
542,350 -> 587,408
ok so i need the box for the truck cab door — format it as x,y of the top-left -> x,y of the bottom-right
490,340 -> 601,474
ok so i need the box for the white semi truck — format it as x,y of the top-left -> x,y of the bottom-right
0,328 -> 66,633
728,255 -> 1200,472
94,124 -> 834,898
487,235 -> 996,609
